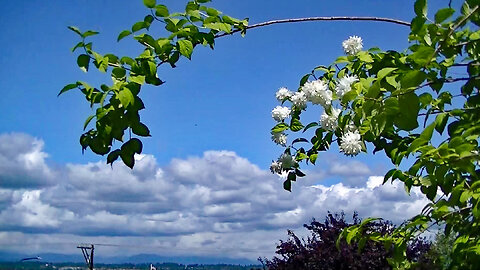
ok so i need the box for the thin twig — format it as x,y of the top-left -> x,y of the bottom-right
215,16 -> 410,38
417,76 -> 479,90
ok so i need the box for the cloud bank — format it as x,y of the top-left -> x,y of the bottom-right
0,133 -> 428,260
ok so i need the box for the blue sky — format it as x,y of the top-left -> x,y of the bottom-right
0,0 -> 448,263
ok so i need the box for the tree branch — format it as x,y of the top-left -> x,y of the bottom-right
216,16 -> 411,38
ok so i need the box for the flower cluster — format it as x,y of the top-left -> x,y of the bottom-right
342,35 -> 363,56
301,80 -> 332,107
339,130 -> 362,156
335,74 -> 359,98
320,108 -> 341,131
271,106 -> 291,122
271,35 -> 365,171
270,153 -> 297,174
271,132 -> 287,146
290,91 -> 308,110
276,87 -> 292,101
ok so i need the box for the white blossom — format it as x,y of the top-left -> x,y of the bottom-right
276,87 -> 292,102
301,80 -> 332,107
279,153 -> 297,169
270,160 -> 283,174
291,92 -> 308,110
335,74 -> 359,98
342,35 -> 363,56
339,130 -> 362,156
320,107 -> 341,131
271,132 -> 287,146
271,106 -> 291,122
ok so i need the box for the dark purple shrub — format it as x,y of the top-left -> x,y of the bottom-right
260,212 -> 435,270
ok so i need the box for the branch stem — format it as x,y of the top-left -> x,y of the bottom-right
216,16 -> 410,38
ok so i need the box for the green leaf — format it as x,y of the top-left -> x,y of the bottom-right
384,168 -> 397,184
129,75 -> 146,85
407,137 -> 428,154
346,227 -> 359,244
309,153 -> 318,164
419,93 -> 433,109
434,112 -> 449,135
287,171 -> 297,181
122,138 -> 143,154
112,67 -> 126,80
299,74 -> 310,86
82,30 -> 99,38
410,16 -> 426,33
283,180 -> 292,192
58,82 -> 80,96
434,8 -> 455,23
77,54 -> 90,72
420,122 -> 435,141
400,70 -> 426,89
143,0 -> 156,8
303,122 -> 318,132
377,67 -> 397,80
107,149 -> 121,165
83,115 -> 95,130
384,97 -> 399,116
394,92 -> 420,131
205,7 -> 220,16
71,41 -> 84,52
414,0 -> 427,17
117,30 -> 131,42
409,46 -> 434,66
177,39 -> 194,59
357,51 -> 373,63
290,118 -> 304,132
272,123 -> 289,133
292,138 -> 308,145
155,5 -> 169,17
118,88 -> 134,108
132,122 -> 151,136
132,21 -> 146,32
68,26 -> 82,36
120,152 -> 135,169
204,22 -> 232,33
295,169 -> 306,177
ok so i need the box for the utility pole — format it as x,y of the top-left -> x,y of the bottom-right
77,244 -> 94,270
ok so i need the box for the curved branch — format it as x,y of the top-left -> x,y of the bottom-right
216,16 -> 411,38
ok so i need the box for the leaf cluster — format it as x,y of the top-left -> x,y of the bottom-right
60,0 -> 248,168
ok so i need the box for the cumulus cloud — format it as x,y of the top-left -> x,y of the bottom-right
0,133 -> 430,259
0,133 -> 55,188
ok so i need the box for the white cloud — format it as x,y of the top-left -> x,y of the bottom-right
0,133 -> 430,260
0,133 -> 55,188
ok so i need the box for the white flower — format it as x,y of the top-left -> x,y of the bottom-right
320,108 -> 341,131
342,35 -> 363,56
276,87 -> 292,102
291,92 -> 308,110
271,131 -> 287,146
335,75 -> 359,98
339,130 -> 362,156
302,80 -> 332,107
270,160 -> 283,174
279,153 -> 297,169
271,106 -> 291,122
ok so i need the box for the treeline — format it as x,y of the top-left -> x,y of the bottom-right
0,262 -> 261,270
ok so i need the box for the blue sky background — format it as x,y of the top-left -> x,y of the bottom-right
0,0 -> 450,263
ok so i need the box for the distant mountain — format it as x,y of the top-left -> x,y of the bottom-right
0,251 -> 257,265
